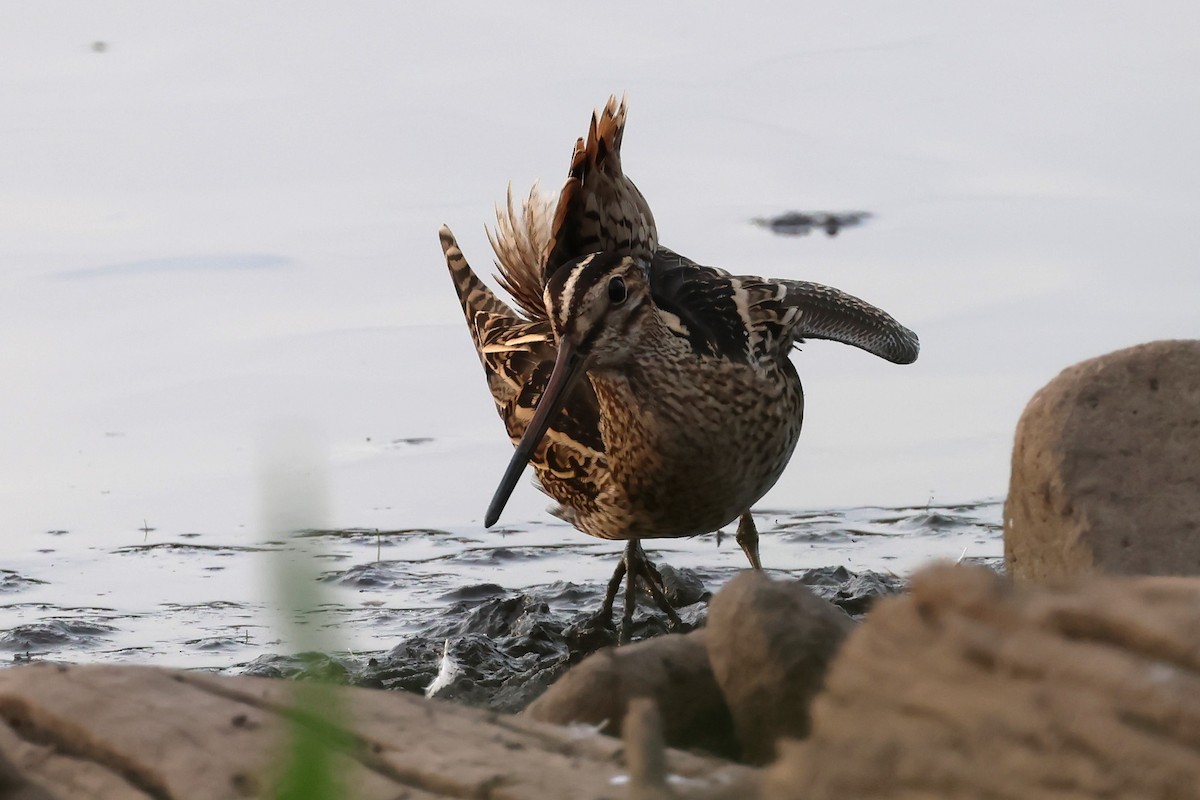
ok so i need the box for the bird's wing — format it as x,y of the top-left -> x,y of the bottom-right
650,246 -> 919,366
472,310 -> 605,454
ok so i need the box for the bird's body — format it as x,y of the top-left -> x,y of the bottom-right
439,97 -> 918,636
571,280 -> 806,540
440,233 -> 818,544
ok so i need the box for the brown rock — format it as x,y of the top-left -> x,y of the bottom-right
705,571 -> 855,765
771,563 -> 1200,799
1005,339 -> 1200,582
0,746 -> 60,800
523,629 -> 739,758
0,662 -> 752,800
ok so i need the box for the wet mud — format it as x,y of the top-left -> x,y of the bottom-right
241,563 -> 906,713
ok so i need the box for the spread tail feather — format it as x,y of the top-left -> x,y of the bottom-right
487,183 -> 553,322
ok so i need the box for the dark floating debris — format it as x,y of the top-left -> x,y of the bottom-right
391,437 -> 434,447
752,210 -> 872,237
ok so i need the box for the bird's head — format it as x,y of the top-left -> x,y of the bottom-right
543,251 -> 651,368
484,252 -> 650,527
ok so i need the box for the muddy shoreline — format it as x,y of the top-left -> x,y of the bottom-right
235,563 -> 937,713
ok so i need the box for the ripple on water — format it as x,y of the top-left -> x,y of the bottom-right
0,619 -> 119,651
438,583 -> 507,602
185,636 -> 253,652
450,545 -> 587,564
769,500 -> 1002,544
0,570 -> 48,593
112,542 -> 273,556
298,528 -> 475,546
319,561 -> 410,589
159,600 -> 247,612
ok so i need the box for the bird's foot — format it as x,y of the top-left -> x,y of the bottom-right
736,510 -> 763,571
597,540 -> 683,644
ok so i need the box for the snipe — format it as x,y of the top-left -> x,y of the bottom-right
439,96 -> 918,641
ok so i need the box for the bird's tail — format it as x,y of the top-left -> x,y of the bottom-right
487,183 -> 554,322
439,225 -> 515,347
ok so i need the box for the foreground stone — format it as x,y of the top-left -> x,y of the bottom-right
1005,339 -> 1200,582
0,663 -> 749,799
705,572 -> 854,764
524,630 -> 738,759
769,564 -> 1200,798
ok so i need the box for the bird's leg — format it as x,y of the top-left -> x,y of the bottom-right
620,543 -> 639,643
617,541 -> 682,643
599,541 -> 684,644
736,510 -> 763,570
637,553 -> 683,629
598,556 -> 628,626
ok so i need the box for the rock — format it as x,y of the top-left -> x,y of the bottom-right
654,564 -> 710,607
1005,339 -> 1200,582
704,571 -> 855,764
0,662 -> 751,799
0,747 -> 58,800
797,566 -> 904,617
352,593 -> 575,712
523,629 -> 739,758
770,563 -> 1200,799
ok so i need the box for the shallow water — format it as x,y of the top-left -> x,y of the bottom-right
0,500 -> 1001,673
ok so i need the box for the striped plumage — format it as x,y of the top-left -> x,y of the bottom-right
439,96 -> 918,636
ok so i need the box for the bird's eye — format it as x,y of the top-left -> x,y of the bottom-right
607,276 -> 627,305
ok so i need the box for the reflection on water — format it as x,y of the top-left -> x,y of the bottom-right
0,500 -> 1001,671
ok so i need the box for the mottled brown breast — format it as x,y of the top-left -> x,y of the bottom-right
576,350 -> 805,540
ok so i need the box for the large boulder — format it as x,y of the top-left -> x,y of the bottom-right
1005,339 -> 1200,582
767,564 -> 1200,799
523,629 -> 738,758
705,571 -> 855,765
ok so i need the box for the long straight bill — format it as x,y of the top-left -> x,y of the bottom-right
484,342 -> 588,528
